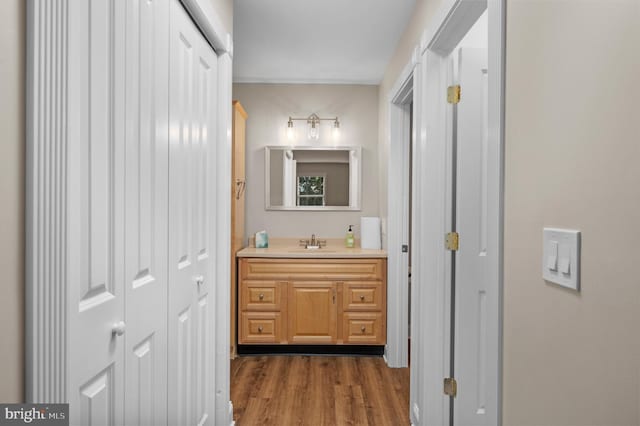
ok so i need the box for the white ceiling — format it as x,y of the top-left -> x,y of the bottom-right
232,0 -> 416,85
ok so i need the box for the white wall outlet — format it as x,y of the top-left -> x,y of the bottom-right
542,228 -> 581,291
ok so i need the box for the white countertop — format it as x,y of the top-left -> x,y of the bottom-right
236,238 -> 387,259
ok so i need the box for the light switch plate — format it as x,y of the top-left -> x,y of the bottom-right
542,228 -> 581,291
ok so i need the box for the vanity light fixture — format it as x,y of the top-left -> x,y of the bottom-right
287,113 -> 340,141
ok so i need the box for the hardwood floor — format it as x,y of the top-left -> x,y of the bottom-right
231,355 -> 410,426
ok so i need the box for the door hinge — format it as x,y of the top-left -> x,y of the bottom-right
447,85 -> 461,104
445,232 -> 459,251
444,377 -> 457,397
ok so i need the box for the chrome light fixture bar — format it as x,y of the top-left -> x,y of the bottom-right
287,113 -> 340,141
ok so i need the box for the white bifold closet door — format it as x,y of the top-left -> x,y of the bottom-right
66,0 -> 218,424
68,0 -> 173,424
167,1 -> 218,425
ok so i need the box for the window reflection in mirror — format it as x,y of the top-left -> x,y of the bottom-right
297,175 -> 326,206
265,146 -> 361,211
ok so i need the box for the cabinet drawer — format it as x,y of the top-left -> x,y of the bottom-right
241,258 -> 385,281
240,281 -> 283,311
342,312 -> 385,345
240,312 -> 283,344
343,282 -> 384,311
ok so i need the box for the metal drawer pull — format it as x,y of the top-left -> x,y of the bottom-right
258,326 -> 263,333
360,295 -> 365,301
361,326 -> 366,333
259,293 -> 264,300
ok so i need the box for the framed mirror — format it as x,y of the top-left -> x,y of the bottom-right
265,146 -> 361,211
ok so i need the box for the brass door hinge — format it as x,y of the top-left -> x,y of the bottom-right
447,85 -> 461,104
445,232 -> 459,251
444,377 -> 457,397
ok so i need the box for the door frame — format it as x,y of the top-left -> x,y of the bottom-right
385,46 -> 420,368
386,0 -> 505,424
25,0 -> 234,424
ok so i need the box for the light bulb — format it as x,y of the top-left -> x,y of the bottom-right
308,122 -> 320,140
287,119 -> 294,141
332,119 -> 340,141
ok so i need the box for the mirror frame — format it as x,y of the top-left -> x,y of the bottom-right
264,146 -> 362,211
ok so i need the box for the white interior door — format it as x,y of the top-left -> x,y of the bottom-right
453,47 -> 496,426
67,1 -> 126,424
124,0 -> 170,424
168,0 -> 218,424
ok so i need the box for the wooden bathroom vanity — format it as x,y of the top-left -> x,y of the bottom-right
236,247 -> 387,347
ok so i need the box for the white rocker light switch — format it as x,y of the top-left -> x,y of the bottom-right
546,240 -> 558,271
542,228 -> 581,291
558,257 -> 570,275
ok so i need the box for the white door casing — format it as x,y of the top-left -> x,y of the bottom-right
124,0 -> 170,424
168,1 -> 218,424
214,50 -> 235,426
386,54 -> 417,368
452,47 -> 497,425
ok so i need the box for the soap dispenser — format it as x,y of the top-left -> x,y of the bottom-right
345,225 -> 355,248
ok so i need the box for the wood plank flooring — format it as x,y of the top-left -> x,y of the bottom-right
231,356 -> 410,426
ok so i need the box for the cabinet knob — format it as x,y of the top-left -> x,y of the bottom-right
259,293 -> 264,300
360,295 -> 365,301
112,321 -> 126,336
194,275 -> 204,286
258,326 -> 263,333
360,326 -> 366,333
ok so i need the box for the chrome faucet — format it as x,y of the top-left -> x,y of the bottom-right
299,234 -> 326,249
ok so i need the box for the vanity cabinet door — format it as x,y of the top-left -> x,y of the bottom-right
288,282 -> 338,344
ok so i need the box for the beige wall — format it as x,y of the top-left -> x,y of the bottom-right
233,83 -> 379,240
377,0 -> 445,244
207,0 -> 233,35
0,0 -> 25,403
503,1 -> 640,424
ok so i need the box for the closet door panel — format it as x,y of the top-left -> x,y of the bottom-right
67,0 -> 126,424
193,44 -> 218,426
123,0 -> 169,424
168,0 -> 218,424
169,22 -> 196,424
